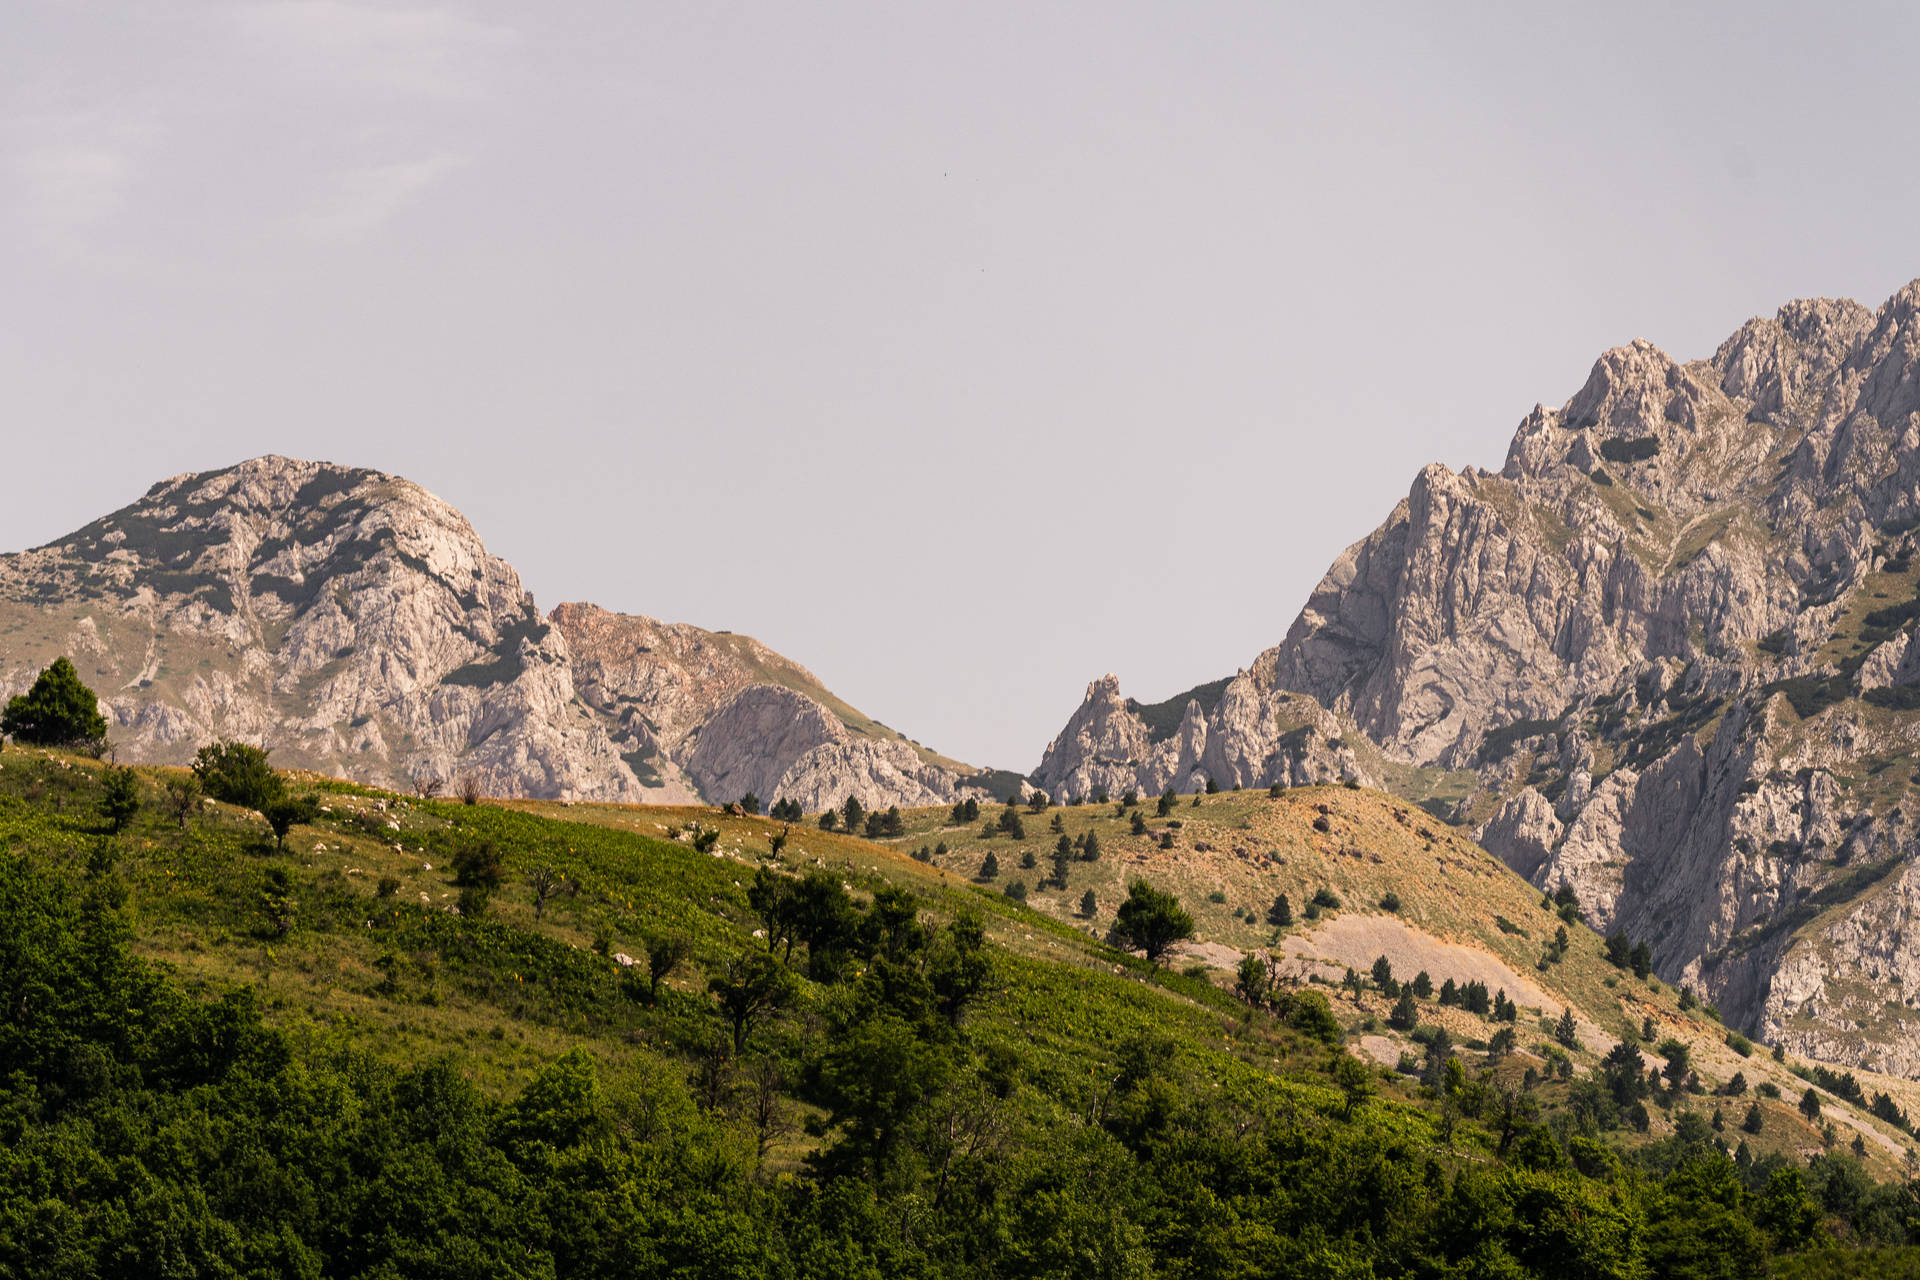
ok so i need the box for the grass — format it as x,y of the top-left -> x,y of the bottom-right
8,744 -> 1920,1181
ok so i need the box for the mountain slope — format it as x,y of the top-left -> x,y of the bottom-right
12,747 -> 1919,1274
0,457 -> 991,808
1032,280 -> 1920,1078
554,601 -> 984,810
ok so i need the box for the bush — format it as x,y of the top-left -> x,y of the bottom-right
192,741 -> 285,811
452,839 -> 505,889
263,795 -> 320,850
100,765 -> 141,832
1312,887 -> 1341,910
1378,892 -> 1401,913
376,876 -> 401,898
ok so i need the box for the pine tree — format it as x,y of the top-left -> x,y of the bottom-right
1081,831 -> 1102,862
1267,893 -> 1292,927
1555,1007 -> 1579,1050
1,656 -> 107,748
1389,988 -> 1418,1031
1079,888 -> 1097,916
1743,1102 -> 1764,1134
100,765 -> 141,833
979,852 -> 999,881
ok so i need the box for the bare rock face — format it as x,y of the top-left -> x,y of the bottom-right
0,459 -> 986,812
1475,789 -> 1563,881
1032,279 -> 1920,1076
0,457 -> 645,801
1032,672 -> 1371,801
553,602 -> 992,809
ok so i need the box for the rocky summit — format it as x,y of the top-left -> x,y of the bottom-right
0,457 -> 994,810
1034,280 -> 1920,1078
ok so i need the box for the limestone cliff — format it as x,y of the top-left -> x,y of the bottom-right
0,458 -> 987,811
555,602 -> 988,810
0,457 -> 642,800
1035,280 -> 1920,1076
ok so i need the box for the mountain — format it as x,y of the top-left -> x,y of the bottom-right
554,601 -> 988,811
1034,280 -> 1920,1078
0,456 -> 995,808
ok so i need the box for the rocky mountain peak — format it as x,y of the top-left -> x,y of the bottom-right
1,456 -> 993,812
1031,278 -> 1920,1076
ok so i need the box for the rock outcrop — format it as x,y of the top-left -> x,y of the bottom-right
1032,672 -> 1372,801
1034,279 -> 1920,1076
0,457 -> 644,800
0,458 -> 986,810
552,602 -> 991,810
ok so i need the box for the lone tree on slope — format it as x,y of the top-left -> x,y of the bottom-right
1112,880 -> 1194,969
2,657 -> 107,750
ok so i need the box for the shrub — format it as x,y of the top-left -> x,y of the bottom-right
376,875 -> 401,898
263,795 -> 320,850
458,773 -> 482,805
1378,891 -> 1401,913
162,775 -> 202,828
452,839 -> 505,889
1312,887 -> 1341,910
192,741 -> 285,811
99,765 -> 141,832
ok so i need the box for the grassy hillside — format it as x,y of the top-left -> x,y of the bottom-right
4,749 -> 1920,1275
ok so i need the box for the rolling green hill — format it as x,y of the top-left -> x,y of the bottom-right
4,747 -> 1920,1276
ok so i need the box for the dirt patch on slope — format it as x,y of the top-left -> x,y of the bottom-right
1284,913 -> 1616,1049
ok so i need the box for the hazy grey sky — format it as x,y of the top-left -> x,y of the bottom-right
4,2 -> 1915,771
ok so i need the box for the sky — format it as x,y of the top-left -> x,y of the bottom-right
3,2 -> 1918,772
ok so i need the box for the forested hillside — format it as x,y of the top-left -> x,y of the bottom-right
4,743 -> 1920,1276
